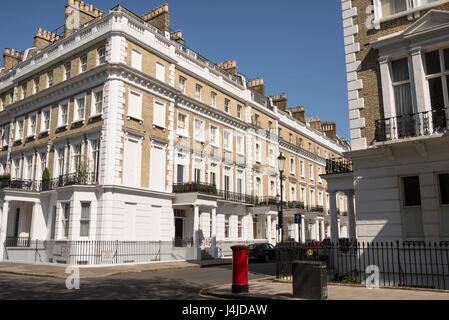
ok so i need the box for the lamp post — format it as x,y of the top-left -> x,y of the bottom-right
277,152 -> 286,244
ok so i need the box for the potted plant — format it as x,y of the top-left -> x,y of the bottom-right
42,168 -> 50,191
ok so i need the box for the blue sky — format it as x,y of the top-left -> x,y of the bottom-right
0,0 -> 349,139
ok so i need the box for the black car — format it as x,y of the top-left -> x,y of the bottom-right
249,243 -> 276,262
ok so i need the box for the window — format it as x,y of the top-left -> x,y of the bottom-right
301,187 -> 306,204
381,0 -> 408,17
153,100 -> 166,129
59,102 -> 68,127
211,92 -> 217,107
195,84 -> 202,101
21,84 -> 27,99
236,135 -> 244,155
439,174 -> 449,205
38,152 -> 47,179
15,118 -> 24,141
401,176 -> 424,238
299,138 -> 304,148
25,155 -> 33,180
392,58 -> 412,116
269,148 -> 275,167
318,191 -> 324,207
291,186 -> 296,201
90,139 -> 100,176
80,202 -> 91,237
194,119 -> 205,142
62,202 -> 70,238
238,216 -> 243,239
290,157 -> 295,175
92,88 -> 104,116
80,55 -> 87,73
74,95 -> 86,123
237,105 -> 242,119
224,130 -> 232,151
47,71 -> 54,87
225,215 -> 230,239
2,125 -> 9,147
177,112 -> 188,137
128,91 -> 142,120
309,164 -> 314,181
179,76 -> 186,93
28,114 -> 37,137
64,62 -> 71,80
255,142 -> 262,163
0,96 -> 5,110
13,159 -> 21,179
318,167 -> 323,183
41,108 -> 51,132
210,125 -> 219,147
97,47 -> 106,65
34,78 -> 40,93
254,114 -> 260,127
310,189 -> 316,206
300,161 -> 305,178
72,144 -> 82,173
289,133 -> 293,144
317,147 -> 321,157
57,147 -> 65,177
225,99 -> 230,113
156,62 -> 165,82
131,50 -> 142,71
308,143 -> 312,152
270,180 -> 276,197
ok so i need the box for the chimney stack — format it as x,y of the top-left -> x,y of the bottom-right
218,60 -> 238,76
142,4 -> 170,32
170,30 -> 184,44
2,48 -> 24,71
322,121 -> 337,139
308,116 -> 323,132
64,0 -> 103,38
289,106 -> 306,123
247,78 -> 265,95
272,93 -> 288,111
34,28 -> 61,51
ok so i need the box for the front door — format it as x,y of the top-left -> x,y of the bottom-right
175,218 -> 184,247
253,216 -> 258,239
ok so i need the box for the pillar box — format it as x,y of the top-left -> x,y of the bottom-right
231,245 -> 249,294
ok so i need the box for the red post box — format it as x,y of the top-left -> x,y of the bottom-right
231,245 -> 249,293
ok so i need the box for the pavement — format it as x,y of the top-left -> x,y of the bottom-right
201,278 -> 449,300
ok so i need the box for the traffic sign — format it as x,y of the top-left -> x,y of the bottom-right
294,214 -> 302,224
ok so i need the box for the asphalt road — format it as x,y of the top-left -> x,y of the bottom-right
0,262 -> 277,300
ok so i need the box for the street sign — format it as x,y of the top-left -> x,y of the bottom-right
295,214 -> 302,224
276,224 -> 280,231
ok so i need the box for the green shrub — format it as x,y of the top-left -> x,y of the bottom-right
42,168 -> 50,181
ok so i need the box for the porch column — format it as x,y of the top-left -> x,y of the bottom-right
30,202 -> 45,241
346,191 -> 357,240
337,219 -> 341,239
329,190 -> 339,243
193,205 -> 200,261
300,215 -> 306,244
0,201 -> 10,261
315,220 -> 320,241
266,215 -> 272,245
294,219 -> 299,243
211,207 -> 217,259
320,219 -> 325,241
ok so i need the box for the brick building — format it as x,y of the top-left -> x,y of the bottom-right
329,0 -> 449,243
0,2 -> 349,264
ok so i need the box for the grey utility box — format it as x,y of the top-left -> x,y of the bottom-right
292,260 -> 328,300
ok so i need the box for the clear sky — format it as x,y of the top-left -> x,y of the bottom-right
0,0 -> 349,139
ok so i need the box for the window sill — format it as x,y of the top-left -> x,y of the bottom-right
72,120 -> 85,126
153,124 -> 166,132
177,133 -> 190,139
39,130 -> 49,135
56,124 -> 68,130
236,152 -> 245,157
89,113 -> 103,120
193,138 -> 205,144
210,144 -> 220,149
224,149 -> 233,153
127,116 -> 143,124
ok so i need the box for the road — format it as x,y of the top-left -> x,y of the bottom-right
0,262 -> 276,300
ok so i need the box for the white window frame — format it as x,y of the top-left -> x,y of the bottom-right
195,84 -> 203,101
127,90 -> 143,121
156,62 -> 165,82
73,93 -> 87,124
153,99 -> 166,129
318,167 -> 323,184
27,113 -> 37,138
80,55 -> 88,73
224,130 -> 233,152
211,92 -> 217,108
2,124 -> 10,147
177,111 -> 189,138
90,86 -> 104,118
179,76 -> 186,94
24,154 -> 34,181
236,135 -> 244,155
41,107 -> 51,133
193,118 -> 205,142
210,125 -> 220,147
269,147 -> 275,167
15,117 -> 25,142
34,78 -> 40,94
131,49 -> 142,71
290,157 -> 295,175
47,71 -> 54,88
97,47 -> 106,65
309,164 -> 314,181
58,100 -> 69,128
255,141 -> 262,163
64,62 -> 71,81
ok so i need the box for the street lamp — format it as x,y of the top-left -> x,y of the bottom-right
278,152 -> 286,243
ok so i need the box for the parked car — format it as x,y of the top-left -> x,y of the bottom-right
249,243 -> 276,262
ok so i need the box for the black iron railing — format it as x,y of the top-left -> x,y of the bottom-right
0,172 -> 98,192
375,108 -> 448,142
173,237 -> 194,248
5,236 -> 31,248
276,241 -> 449,290
326,158 -> 353,174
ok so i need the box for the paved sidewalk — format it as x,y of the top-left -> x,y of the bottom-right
0,261 -> 201,279
202,279 -> 449,300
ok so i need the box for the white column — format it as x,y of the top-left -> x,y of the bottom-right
193,205 -> 200,260
329,191 -> 339,243
346,192 -> 357,240
0,201 -> 10,261
320,219 -> 325,241
300,215 -> 306,244
294,220 -> 300,243
410,48 -> 427,113
315,220 -> 320,241
267,215 -> 272,245
211,207 -> 217,259
337,219 -> 341,239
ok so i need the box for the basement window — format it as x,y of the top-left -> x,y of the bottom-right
439,174 -> 449,205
